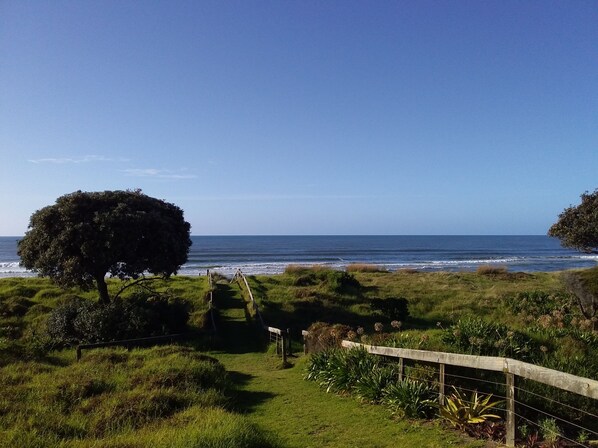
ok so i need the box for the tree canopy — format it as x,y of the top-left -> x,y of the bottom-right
548,189 -> 598,254
18,190 -> 191,303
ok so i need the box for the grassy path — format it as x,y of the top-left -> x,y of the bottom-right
210,280 -> 485,448
214,352 -> 486,448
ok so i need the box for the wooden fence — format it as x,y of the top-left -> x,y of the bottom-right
232,269 -> 290,363
335,340 -> 598,446
206,269 -> 218,333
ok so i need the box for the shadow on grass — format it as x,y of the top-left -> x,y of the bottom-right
260,298 -> 445,341
212,282 -> 266,354
226,370 -> 278,414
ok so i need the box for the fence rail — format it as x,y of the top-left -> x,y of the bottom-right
338,340 -> 598,446
232,269 -> 289,362
341,341 -> 598,400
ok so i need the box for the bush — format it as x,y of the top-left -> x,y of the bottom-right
306,347 -> 378,394
382,379 -> 437,418
46,294 -> 190,345
353,364 -> 397,403
306,348 -> 438,419
304,322 -> 353,352
442,317 -> 537,361
439,387 -> 503,430
505,291 -> 574,321
369,297 -> 410,321
324,270 -> 360,293
284,265 -> 361,293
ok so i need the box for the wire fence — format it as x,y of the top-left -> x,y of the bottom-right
302,333 -> 598,447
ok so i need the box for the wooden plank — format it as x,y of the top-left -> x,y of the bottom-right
342,341 -> 505,372
505,359 -> 598,400
341,341 -> 598,400
266,326 -> 284,335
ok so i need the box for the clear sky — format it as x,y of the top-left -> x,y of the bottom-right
1,1 -> 597,236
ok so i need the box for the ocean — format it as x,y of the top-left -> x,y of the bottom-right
1,235 -> 597,278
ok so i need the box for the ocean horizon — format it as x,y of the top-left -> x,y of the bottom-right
1,235 -> 597,278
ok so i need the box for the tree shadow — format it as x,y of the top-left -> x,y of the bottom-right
225,370 -> 278,414
212,282 -> 266,354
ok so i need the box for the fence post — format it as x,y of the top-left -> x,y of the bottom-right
398,357 -> 404,381
281,331 -> 287,364
439,363 -> 445,406
506,372 -> 515,447
76,345 -> 82,361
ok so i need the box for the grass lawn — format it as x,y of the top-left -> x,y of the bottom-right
213,351 -> 485,448
209,277 -> 486,448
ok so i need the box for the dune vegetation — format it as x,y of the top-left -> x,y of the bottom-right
1,266 -> 597,447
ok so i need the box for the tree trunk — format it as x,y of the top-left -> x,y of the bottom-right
95,275 -> 110,304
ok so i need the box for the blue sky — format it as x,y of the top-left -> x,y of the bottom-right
1,1 -> 597,236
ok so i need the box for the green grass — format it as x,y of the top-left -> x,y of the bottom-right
246,268 -> 566,337
211,351 -> 482,448
1,268 -> 596,446
0,345 -> 278,448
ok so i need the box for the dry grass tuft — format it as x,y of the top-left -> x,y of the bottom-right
346,264 -> 387,273
284,264 -> 333,275
476,265 -> 508,275
397,268 -> 419,274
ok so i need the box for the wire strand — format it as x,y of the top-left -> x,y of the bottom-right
514,384 -> 598,421
515,401 -> 598,437
514,412 -> 589,448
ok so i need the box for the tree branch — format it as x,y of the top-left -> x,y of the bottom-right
114,276 -> 161,300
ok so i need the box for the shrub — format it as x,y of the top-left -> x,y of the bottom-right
439,387 -> 503,430
442,317 -> 537,361
284,265 -> 361,293
369,297 -> 410,321
353,365 -> 397,403
305,347 -> 378,394
538,417 -> 561,447
46,294 -> 190,345
324,270 -> 360,293
293,274 -> 317,287
505,291 -> 574,322
381,379 -> 437,418
304,322 -> 353,352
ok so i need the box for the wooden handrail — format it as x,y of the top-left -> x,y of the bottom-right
341,341 -> 598,400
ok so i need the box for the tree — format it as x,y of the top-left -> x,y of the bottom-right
548,189 -> 598,253
18,190 -> 191,304
561,270 -> 597,330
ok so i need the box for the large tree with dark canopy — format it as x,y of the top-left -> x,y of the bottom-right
18,190 -> 191,304
548,189 -> 598,254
